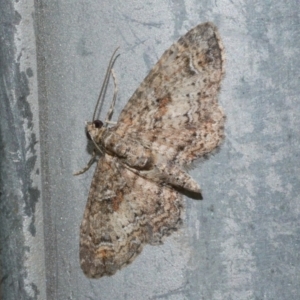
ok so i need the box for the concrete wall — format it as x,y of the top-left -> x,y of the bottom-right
1,0 -> 299,299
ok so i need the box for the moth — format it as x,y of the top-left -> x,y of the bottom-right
77,22 -> 225,278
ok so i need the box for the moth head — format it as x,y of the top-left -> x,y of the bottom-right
86,120 -> 105,142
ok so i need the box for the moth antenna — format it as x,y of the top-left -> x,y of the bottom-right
92,47 -> 120,121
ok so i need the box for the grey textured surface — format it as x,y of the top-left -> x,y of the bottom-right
0,0 -> 46,299
1,0 -> 300,299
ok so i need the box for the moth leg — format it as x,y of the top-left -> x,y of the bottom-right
74,151 -> 97,176
104,69 -> 118,126
105,120 -> 117,125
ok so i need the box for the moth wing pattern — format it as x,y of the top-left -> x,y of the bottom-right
79,22 -> 226,278
115,22 -> 225,166
80,154 -> 182,278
